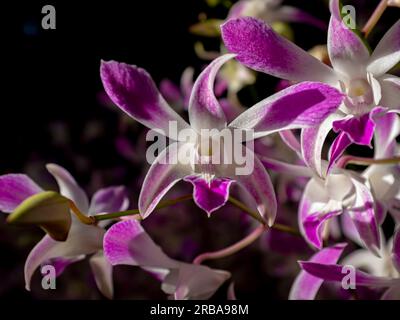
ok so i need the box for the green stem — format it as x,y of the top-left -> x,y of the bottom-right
337,155 -> 400,169
362,0 -> 388,37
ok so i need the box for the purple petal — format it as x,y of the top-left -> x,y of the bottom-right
333,114 -> 375,146
159,79 -> 182,106
289,243 -> 347,300
221,17 -> 337,83
103,219 -> 177,269
392,228 -> 400,274
229,82 -> 344,139
328,132 -> 352,172
347,178 -> 381,255
89,186 -> 129,215
328,0 -> 370,77
100,60 -> 190,138
89,252 -> 114,299
231,152 -> 277,226
46,163 -> 89,213
303,210 -> 342,249
368,20 -> 400,76
138,142 -> 193,219
47,256 -> 85,277
299,262 -> 394,288
0,174 -> 42,213
184,176 -> 234,216
188,54 -> 234,131
301,113 -> 344,177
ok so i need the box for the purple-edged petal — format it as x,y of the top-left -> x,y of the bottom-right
184,176 -> 234,216
88,186 -> 129,215
46,163 -> 89,213
229,82 -> 344,139
138,142 -> 193,219
303,210 -> 342,249
392,228 -> 400,273
373,110 -> 400,158
347,177 -> 381,255
328,0 -> 370,77
103,219 -> 177,269
289,243 -> 347,300
0,174 -> 42,213
301,113 -> 344,177
221,17 -> 337,83
228,151 -> 277,226
100,60 -> 190,138
328,132 -> 352,172
260,156 -> 313,177
89,252 -> 114,299
299,262 -> 395,288
368,20 -> 400,76
279,130 -> 301,155
188,54 -> 234,131
47,256 -> 85,277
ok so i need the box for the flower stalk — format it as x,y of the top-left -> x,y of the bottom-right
362,0 -> 389,37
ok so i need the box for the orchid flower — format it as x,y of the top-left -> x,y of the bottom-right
100,53 -> 343,225
298,230 -> 400,300
0,164 -> 129,299
228,0 -> 326,30
362,112 -> 400,224
299,165 -> 384,255
221,0 -> 400,176
103,219 -> 231,300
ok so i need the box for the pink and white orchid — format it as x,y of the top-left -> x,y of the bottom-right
100,54 -> 343,225
103,219 -> 231,300
221,0 -> 400,176
0,164 -> 129,299
298,229 -> 400,300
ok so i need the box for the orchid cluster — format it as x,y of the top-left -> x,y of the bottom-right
1,0 -> 400,300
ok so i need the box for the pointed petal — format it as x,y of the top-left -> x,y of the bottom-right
230,152 -> 277,226
368,20 -> 400,76
328,0 -> 370,77
328,132 -> 352,172
279,130 -> 301,154
221,17 -> 337,83
103,219 -> 177,269
138,142 -> 193,219
303,210 -> 342,249
299,262 -> 394,287
301,113 -> 344,177
184,176 -> 234,216
332,113 -> 376,146
347,177 -> 381,255
229,82 -> 343,139
89,252 -> 114,299
0,174 -> 42,213
188,54 -> 234,131
89,186 -> 129,215
289,243 -> 346,300
46,164 -> 89,213
100,60 -> 190,138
